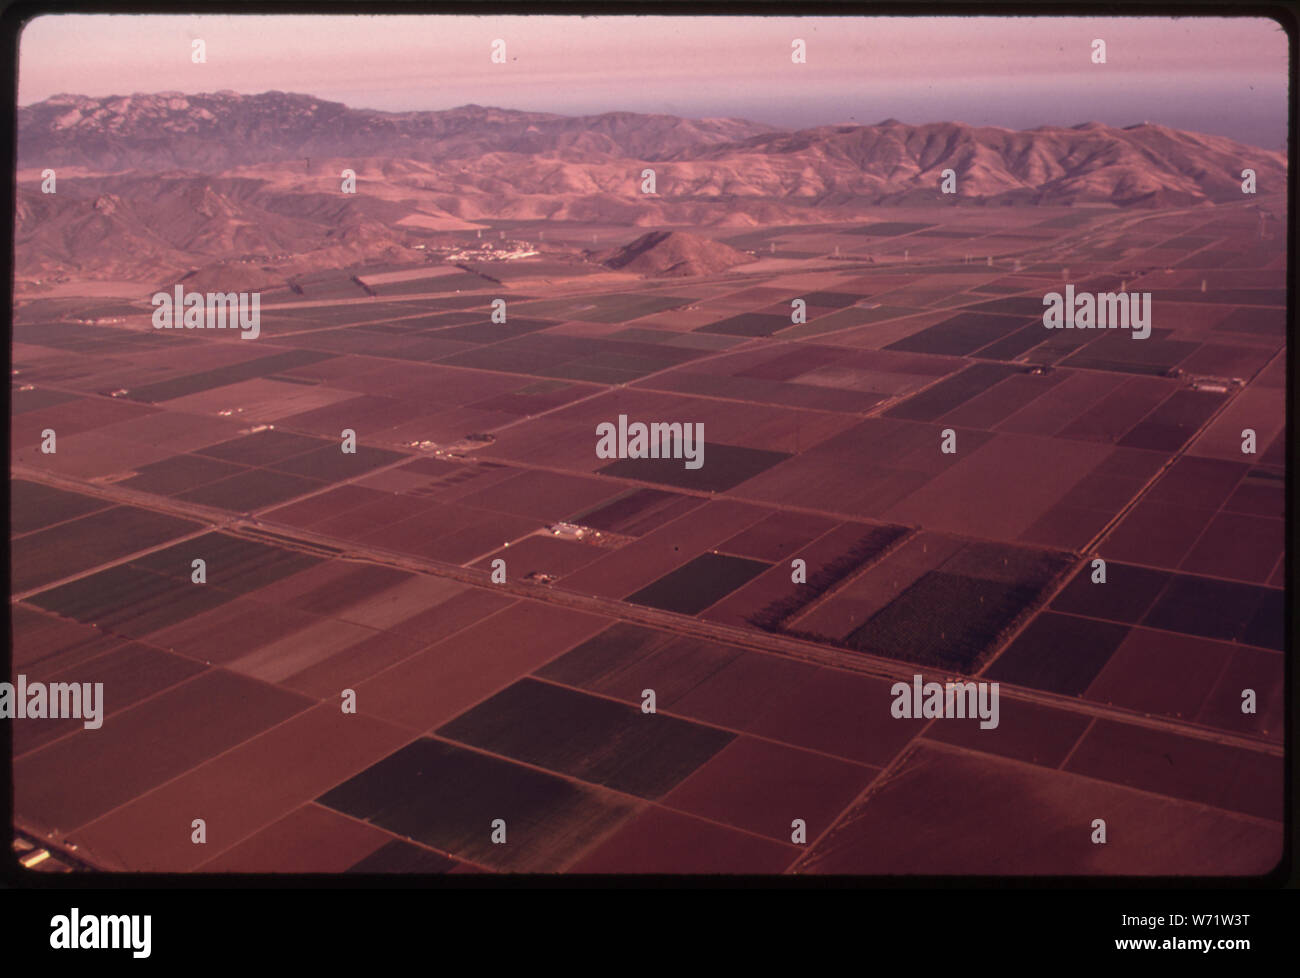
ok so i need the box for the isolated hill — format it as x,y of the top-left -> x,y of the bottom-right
601,230 -> 756,277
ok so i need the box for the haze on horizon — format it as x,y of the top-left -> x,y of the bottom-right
18,13 -> 1291,151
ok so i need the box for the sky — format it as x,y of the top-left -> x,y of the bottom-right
18,14 -> 1291,150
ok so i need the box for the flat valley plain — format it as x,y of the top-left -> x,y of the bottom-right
11,197 -> 1287,875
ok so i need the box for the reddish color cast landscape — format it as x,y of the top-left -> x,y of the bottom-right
9,15 -> 1288,877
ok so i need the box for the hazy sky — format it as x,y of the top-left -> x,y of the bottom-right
19,14 -> 1291,149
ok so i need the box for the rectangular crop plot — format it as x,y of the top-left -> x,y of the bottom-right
964,296 -> 1050,317
1118,389 -> 1226,452
11,480 -> 111,535
175,469 -> 323,512
1216,308 -> 1285,336
436,678 -> 735,798
568,488 -> 704,536
885,313 -> 1032,357
843,542 -> 1072,670
985,611 -> 1131,695
433,317 -> 558,344
195,430 -> 329,466
119,454 -> 249,496
317,736 -> 637,872
12,387 -> 80,415
26,562 -> 238,636
598,442 -> 791,492
1062,333 -> 1200,376
268,444 -> 408,481
370,271 -> 493,296
262,301 -> 437,325
536,623 -> 680,688
11,506 -> 205,593
626,552 -> 771,615
1142,575 -> 1281,649
513,293 -> 693,324
129,533 -> 323,594
697,313 -> 792,337
123,351 -> 335,403
752,522 -> 910,632
885,363 -> 1021,421
846,222 -> 936,236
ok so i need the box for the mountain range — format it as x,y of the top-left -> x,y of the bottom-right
15,91 -> 1287,290
19,91 -> 773,171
